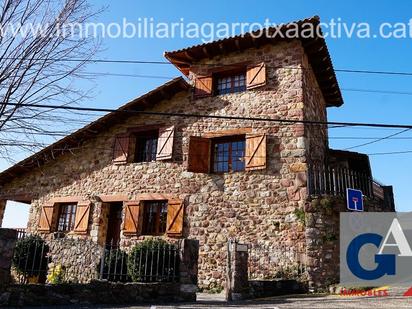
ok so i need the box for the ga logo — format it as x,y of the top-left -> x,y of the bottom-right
341,213 -> 412,296
346,218 -> 411,280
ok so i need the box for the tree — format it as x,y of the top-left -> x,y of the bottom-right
0,0 -> 100,160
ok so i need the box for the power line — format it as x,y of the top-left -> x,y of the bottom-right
341,88 -> 412,96
4,102 -> 412,129
336,69 -> 412,77
345,128 -> 412,150
368,150 -> 412,156
4,56 -> 412,77
79,72 -> 412,97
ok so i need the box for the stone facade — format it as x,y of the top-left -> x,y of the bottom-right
0,39 -> 390,290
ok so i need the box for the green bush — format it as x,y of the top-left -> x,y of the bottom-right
101,248 -> 129,282
127,239 -> 179,282
12,235 -> 49,281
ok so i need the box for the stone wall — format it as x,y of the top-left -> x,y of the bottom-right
0,229 -> 17,286
0,41 -> 314,288
46,237 -> 102,283
0,281 -> 193,306
304,196 -> 392,291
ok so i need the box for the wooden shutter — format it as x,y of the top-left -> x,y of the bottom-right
38,204 -> 55,232
187,136 -> 211,173
73,201 -> 91,234
245,133 -> 267,170
112,135 -> 130,164
166,199 -> 184,237
123,201 -> 141,235
194,76 -> 213,98
246,62 -> 266,89
156,126 -> 175,160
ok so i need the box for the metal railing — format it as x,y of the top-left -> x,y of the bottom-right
15,228 -> 27,239
99,241 -> 180,283
11,236 -> 181,284
248,243 -> 306,280
12,235 -> 49,284
308,165 -> 374,198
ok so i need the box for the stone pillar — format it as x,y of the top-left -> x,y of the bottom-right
0,228 -> 18,286
0,200 -> 6,228
226,240 -> 249,301
178,239 -> 199,301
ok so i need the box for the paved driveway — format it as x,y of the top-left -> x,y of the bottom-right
28,290 -> 412,309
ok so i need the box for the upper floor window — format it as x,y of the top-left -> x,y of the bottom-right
57,203 -> 77,232
193,62 -> 266,99
112,126 -> 175,164
216,73 -> 246,95
134,130 -> 158,162
212,136 -> 246,173
142,200 -> 168,235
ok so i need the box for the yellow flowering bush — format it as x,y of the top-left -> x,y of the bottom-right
47,264 -> 65,284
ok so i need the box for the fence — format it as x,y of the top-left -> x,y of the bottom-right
99,241 -> 180,283
10,235 -> 180,284
11,235 -> 49,284
248,243 -> 306,280
307,165 -> 375,198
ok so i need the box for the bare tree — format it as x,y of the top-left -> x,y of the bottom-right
0,0 -> 101,161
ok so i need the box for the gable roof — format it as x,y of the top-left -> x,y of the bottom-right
164,16 -> 343,107
0,77 -> 189,187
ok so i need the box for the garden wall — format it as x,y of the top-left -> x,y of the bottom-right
0,281 -> 194,306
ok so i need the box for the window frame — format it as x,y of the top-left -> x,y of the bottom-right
214,69 -> 247,95
141,200 -> 168,236
133,129 -> 159,163
56,203 -> 77,233
211,135 -> 246,174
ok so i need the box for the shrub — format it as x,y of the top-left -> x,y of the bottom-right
12,235 -> 49,281
127,239 -> 179,282
47,264 -> 65,284
101,248 -> 129,282
294,208 -> 306,226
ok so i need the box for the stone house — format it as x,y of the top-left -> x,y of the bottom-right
0,16 -> 394,289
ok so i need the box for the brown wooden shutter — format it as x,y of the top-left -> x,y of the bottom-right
112,135 -> 130,164
187,136 -> 211,173
156,126 -> 175,160
245,133 -> 267,170
166,199 -> 184,237
194,76 -> 213,98
123,201 -> 141,235
38,204 -> 55,232
73,201 -> 91,234
246,62 -> 266,89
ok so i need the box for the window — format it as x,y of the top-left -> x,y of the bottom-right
142,201 -> 168,235
57,203 -> 77,232
216,72 -> 246,95
134,130 -> 158,162
212,136 -> 246,173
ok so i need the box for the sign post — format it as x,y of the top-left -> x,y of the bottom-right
347,188 -> 364,211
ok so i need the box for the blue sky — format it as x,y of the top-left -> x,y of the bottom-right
2,0 -> 412,227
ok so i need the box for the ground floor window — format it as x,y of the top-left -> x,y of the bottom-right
142,200 -> 168,235
57,203 -> 77,232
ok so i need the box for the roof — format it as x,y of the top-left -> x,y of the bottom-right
164,16 -> 343,107
0,77 -> 189,187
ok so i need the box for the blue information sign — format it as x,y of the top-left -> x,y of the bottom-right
347,188 -> 364,211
